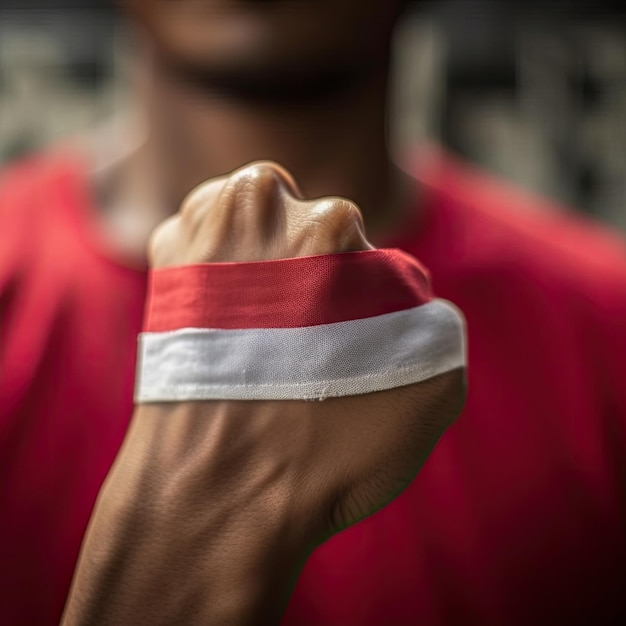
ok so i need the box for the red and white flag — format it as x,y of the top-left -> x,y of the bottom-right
135,249 -> 466,402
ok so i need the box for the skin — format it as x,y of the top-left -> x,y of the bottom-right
62,2 -> 466,624
62,162 -> 464,625
90,0 -> 413,259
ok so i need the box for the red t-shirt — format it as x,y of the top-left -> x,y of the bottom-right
1,146 -> 625,625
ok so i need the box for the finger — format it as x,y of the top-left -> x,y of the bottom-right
202,161 -> 308,261
288,196 -> 373,256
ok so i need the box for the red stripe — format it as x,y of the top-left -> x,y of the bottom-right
144,248 -> 432,331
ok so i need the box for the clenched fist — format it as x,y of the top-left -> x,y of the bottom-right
62,162 -> 466,626
150,160 -> 373,266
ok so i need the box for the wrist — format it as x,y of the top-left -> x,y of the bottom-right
62,402 -> 314,625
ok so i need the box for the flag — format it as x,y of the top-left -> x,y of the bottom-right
135,249 -> 466,402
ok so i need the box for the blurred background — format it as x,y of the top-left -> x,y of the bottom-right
1,0 -> 625,229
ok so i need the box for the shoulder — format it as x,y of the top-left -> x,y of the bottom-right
413,145 -> 626,312
0,148 -> 72,239
0,147 -> 80,219
412,146 -> 626,420
0,146 -> 90,289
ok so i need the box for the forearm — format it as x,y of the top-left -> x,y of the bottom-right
61,402 -> 312,626
60,161 -> 465,624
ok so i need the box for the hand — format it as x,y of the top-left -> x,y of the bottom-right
150,160 -> 374,266
62,161 -> 465,626
148,160 -> 464,534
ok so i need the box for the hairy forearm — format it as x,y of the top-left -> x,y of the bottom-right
61,403 -> 312,626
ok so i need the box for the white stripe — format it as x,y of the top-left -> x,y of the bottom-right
135,299 -> 466,402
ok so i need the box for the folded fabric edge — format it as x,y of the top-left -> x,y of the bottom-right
135,359 -> 466,402
135,299 -> 467,402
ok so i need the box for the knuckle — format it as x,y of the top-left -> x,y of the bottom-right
221,163 -> 280,222
338,202 -> 366,238
336,199 -> 364,227
230,161 -> 282,192
315,198 -> 362,226
228,160 -> 299,199
221,162 -> 298,234
305,198 -> 366,244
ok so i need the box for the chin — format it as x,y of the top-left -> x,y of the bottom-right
129,0 -> 402,82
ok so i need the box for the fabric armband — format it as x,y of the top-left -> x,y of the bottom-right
135,248 -> 466,402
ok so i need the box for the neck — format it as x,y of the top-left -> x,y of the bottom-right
92,47 -> 411,255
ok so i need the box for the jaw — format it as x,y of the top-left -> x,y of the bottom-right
125,0 -> 403,91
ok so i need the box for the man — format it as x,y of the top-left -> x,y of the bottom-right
1,1 -> 625,624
